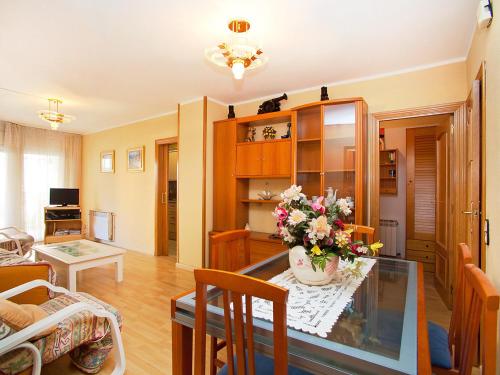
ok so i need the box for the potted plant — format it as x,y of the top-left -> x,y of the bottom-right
273,185 -> 382,285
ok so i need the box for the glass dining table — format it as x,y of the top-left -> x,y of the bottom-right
171,252 -> 431,374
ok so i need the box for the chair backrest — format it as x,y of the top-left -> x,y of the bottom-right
458,264 -> 499,375
344,224 -> 375,244
194,269 -> 289,375
448,243 -> 473,365
210,230 -> 251,271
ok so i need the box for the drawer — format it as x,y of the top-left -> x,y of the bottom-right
406,249 -> 435,264
406,239 -> 435,252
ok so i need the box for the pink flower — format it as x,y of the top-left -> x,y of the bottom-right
273,207 -> 288,222
311,196 -> 326,214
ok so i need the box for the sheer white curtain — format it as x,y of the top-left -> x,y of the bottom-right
0,122 -> 81,240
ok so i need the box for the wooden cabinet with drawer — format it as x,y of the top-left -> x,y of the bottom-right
406,239 -> 435,273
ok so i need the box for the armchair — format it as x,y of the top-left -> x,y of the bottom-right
0,228 -> 34,257
0,280 -> 125,375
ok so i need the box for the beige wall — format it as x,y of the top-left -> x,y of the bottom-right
205,99 -> 227,261
466,18 -> 500,368
235,62 -> 467,117
81,113 -> 177,254
178,100 -> 204,267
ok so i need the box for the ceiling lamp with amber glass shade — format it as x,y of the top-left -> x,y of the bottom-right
205,19 -> 267,80
38,98 -> 75,130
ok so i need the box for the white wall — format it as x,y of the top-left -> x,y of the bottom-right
379,127 -> 407,257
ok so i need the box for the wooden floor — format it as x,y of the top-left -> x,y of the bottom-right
41,251 -> 451,374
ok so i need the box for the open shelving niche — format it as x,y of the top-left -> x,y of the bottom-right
236,112 -> 293,234
379,149 -> 398,195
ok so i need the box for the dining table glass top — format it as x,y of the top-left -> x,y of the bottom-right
175,252 -> 418,374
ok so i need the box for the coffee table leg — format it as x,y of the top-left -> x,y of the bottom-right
115,256 -> 124,282
68,266 -> 77,292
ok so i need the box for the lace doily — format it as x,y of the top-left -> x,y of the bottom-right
251,258 -> 376,338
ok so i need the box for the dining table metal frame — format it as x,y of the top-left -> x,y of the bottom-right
171,252 -> 431,374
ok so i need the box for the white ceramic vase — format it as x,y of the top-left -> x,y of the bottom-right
288,245 -> 339,285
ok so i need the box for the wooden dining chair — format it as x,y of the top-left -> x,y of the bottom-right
344,224 -> 375,244
428,243 -> 472,370
209,230 -> 251,374
433,264 -> 499,375
210,230 -> 251,272
194,269 -> 311,375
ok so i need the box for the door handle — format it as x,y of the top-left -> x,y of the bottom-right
462,211 -> 473,215
161,192 -> 167,204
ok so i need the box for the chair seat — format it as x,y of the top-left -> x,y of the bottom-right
0,292 -> 122,375
218,352 -> 312,375
428,321 -> 452,369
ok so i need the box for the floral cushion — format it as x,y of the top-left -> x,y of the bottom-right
0,292 -> 122,375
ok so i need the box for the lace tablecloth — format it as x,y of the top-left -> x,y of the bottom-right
251,258 -> 377,338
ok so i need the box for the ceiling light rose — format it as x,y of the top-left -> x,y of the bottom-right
38,98 -> 75,131
206,19 -> 267,80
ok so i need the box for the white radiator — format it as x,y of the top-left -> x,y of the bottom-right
379,219 -> 398,257
89,210 -> 115,241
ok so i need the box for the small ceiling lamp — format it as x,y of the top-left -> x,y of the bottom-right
205,19 -> 267,80
38,98 -> 75,130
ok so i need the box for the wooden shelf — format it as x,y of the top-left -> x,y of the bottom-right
380,163 -> 397,167
381,177 -> 397,180
236,175 -> 291,179
297,170 -> 321,173
236,110 -> 292,126
297,138 -> 321,143
325,169 -> 355,173
380,149 -> 398,195
236,139 -> 291,146
241,199 -> 280,204
45,219 -> 82,222
45,234 -> 82,244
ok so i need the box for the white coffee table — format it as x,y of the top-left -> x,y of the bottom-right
32,239 -> 125,292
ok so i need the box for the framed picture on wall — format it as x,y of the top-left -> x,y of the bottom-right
127,146 -> 145,172
100,150 -> 115,173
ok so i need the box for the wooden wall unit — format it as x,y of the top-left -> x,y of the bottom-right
380,149 -> 398,195
213,99 -> 369,262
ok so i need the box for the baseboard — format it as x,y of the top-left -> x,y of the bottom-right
175,262 -> 195,271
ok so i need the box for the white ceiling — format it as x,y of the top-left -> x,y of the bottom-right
0,0 -> 478,134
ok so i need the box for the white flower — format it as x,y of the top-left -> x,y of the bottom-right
281,185 -> 306,204
336,198 -> 352,216
306,215 -> 331,240
280,227 -> 295,243
287,209 -> 307,225
357,246 -> 369,254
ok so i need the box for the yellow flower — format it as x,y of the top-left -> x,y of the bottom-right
311,245 -> 322,256
369,241 -> 384,255
345,228 -> 353,235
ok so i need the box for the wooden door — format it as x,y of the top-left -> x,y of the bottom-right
213,120 -> 237,231
235,143 -> 262,176
156,142 -> 170,256
435,121 -> 450,295
464,81 -> 482,266
262,140 -> 291,176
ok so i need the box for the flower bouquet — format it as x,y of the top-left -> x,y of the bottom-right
273,185 -> 382,285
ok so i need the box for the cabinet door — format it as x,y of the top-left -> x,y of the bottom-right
236,143 -> 262,176
214,120 -> 237,230
262,141 -> 291,176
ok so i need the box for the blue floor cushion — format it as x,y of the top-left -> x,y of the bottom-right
428,321 -> 452,369
219,352 -> 312,375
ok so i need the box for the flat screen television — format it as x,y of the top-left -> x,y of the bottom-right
49,188 -> 79,206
